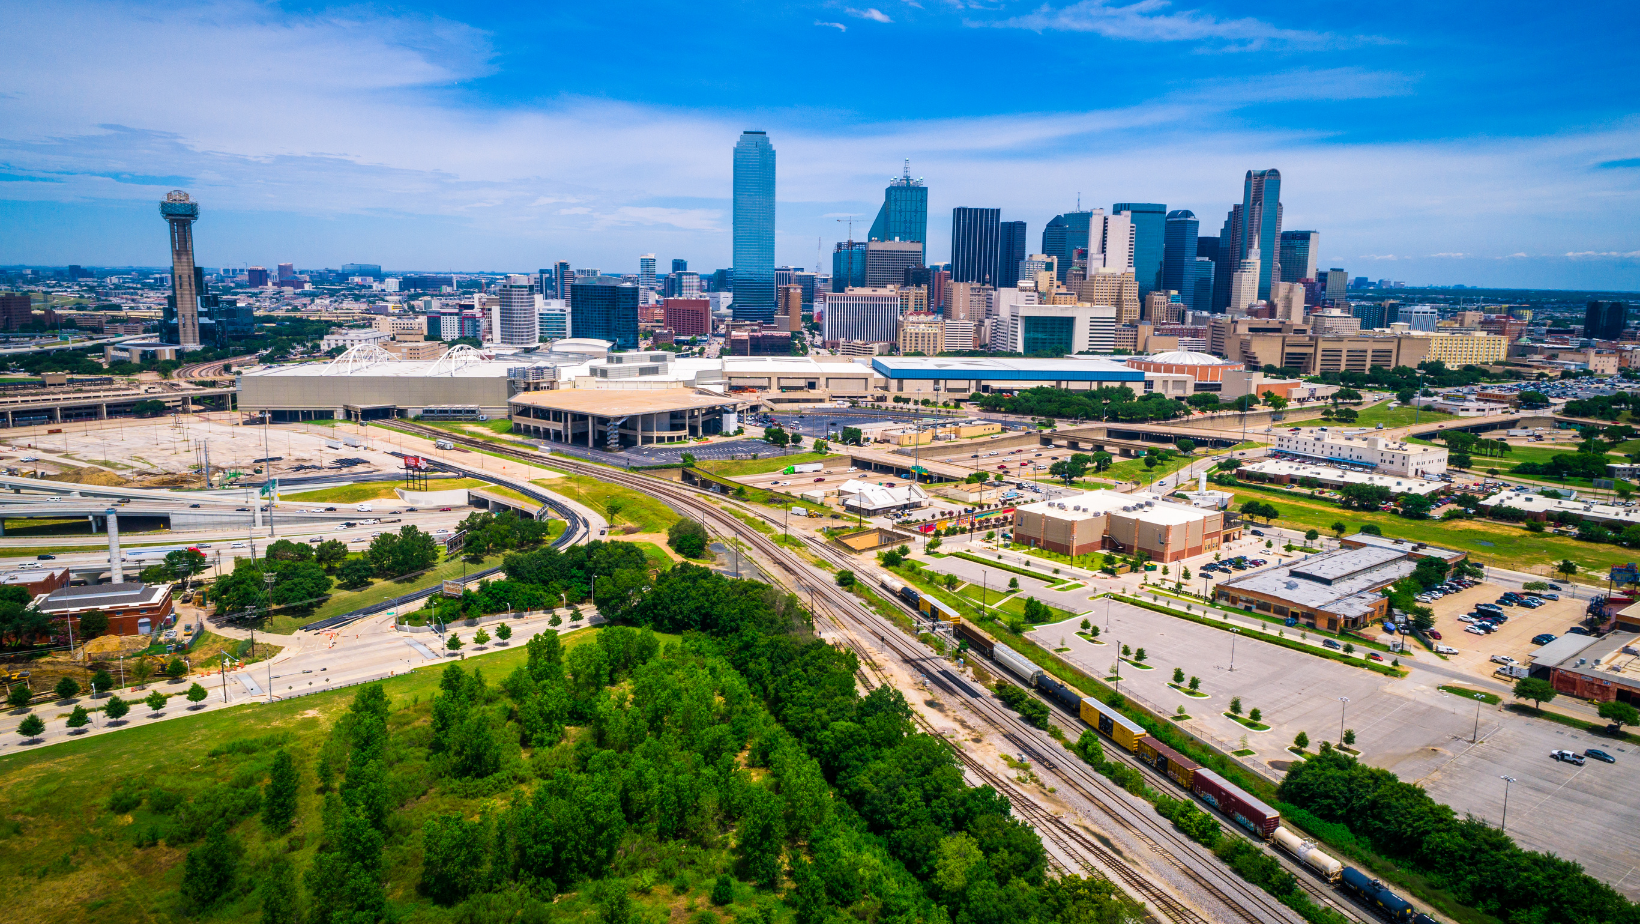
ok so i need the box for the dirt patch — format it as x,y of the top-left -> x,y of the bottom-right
41,465 -> 128,486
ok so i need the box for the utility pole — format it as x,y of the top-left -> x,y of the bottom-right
1337,696 -> 1349,744
1499,775 -> 1516,831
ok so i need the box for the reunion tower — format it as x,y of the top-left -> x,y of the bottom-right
160,190 -> 201,350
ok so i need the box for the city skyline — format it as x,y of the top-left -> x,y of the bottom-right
0,1 -> 1636,290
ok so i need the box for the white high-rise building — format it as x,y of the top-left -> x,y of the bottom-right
822,287 -> 901,344
638,254 -> 657,294
1230,247 -> 1262,312
990,303 -> 1117,354
1088,211 -> 1135,272
538,299 -> 570,341
495,274 -> 541,347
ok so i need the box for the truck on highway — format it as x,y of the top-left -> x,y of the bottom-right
782,462 -> 824,475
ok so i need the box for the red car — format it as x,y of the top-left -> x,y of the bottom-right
439,507 -> 452,511
1367,652 -> 1385,662
1428,630 -> 1443,640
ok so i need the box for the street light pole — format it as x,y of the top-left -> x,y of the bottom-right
1473,693 -> 1486,743
1338,696 -> 1350,744
1500,775 -> 1516,831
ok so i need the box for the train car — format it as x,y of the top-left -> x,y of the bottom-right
1412,915 -> 1439,924
1271,827 -> 1342,884
1192,768 -> 1279,838
1339,867 -> 1415,922
991,641 -> 1044,686
1035,673 -> 1082,712
1137,735 -> 1200,789
915,593 -> 959,623
1079,696 -> 1145,752
879,574 -> 907,598
897,585 -> 921,609
954,620 -> 996,659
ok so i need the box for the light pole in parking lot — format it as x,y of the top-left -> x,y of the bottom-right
1337,696 -> 1349,744
1472,693 -> 1487,743
1499,775 -> 1516,831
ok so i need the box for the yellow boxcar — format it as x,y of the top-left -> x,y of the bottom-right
1079,696 -> 1145,752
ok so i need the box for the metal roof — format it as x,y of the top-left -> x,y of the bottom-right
870,356 -> 1143,381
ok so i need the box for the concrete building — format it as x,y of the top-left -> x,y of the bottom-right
776,285 -> 803,332
865,240 -> 924,288
664,299 -> 712,338
510,388 -> 739,450
942,319 -> 977,351
897,313 -> 944,356
1272,429 -> 1449,477
1529,631 -> 1640,705
1308,311 -> 1361,336
1239,460 -> 1445,495
822,287 -> 900,344
1125,350 -> 1242,392
39,582 -> 174,636
321,328 -> 392,352
990,302 -> 1117,355
871,355 -> 1143,399
1011,489 -> 1234,563
494,276 -> 540,347
1478,492 -> 1640,528
838,479 -> 928,515
1215,546 -> 1414,632
1077,269 -> 1141,325
539,300 -> 571,341
1229,247 -> 1262,312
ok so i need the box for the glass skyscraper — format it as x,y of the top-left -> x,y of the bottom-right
1240,169 -> 1282,301
950,207 -> 1001,284
867,162 -> 928,262
1041,210 -> 1092,282
570,278 -> 639,351
732,131 -> 776,322
1279,230 -> 1320,283
1162,210 -> 1200,308
998,221 -> 1027,286
1114,202 -> 1167,298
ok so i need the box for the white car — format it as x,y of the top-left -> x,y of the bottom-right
1491,655 -> 1518,666
1466,626 -> 1488,636
1435,645 -> 1460,654
18,456 -> 35,462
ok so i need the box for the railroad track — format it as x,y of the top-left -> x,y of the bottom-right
380,423 -> 1310,924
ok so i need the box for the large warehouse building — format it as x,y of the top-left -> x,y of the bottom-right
871,356 -> 1144,400
1011,489 -> 1234,562
1214,545 -> 1415,632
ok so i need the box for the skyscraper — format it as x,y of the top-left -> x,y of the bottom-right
277,262 -> 295,283
998,221 -> 1028,287
865,240 -> 922,288
732,131 -> 776,322
1240,169 -> 1282,301
1212,205 -> 1242,312
1114,202 -> 1166,297
1041,210 -> 1092,282
1196,235 -> 1221,313
554,260 -> 571,300
497,275 -> 541,347
671,258 -> 688,274
950,208 -> 1001,284
639,254 -> 657,294
867,161 -> 928,262
832,241 -> 868,291
1279,231 -> 1319,283
159,190 -> 201,349
1586,301 -> 1630,340
1088,211 -> 1133,273
1230,248 -> 1261,312
1162,210 -> 1200,309
570,278 -> 640,350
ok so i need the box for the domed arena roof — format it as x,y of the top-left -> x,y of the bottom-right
1141,350 -> 1235,366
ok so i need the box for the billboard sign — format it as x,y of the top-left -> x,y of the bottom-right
403,456 -> 427,471
441,579 -> 465,598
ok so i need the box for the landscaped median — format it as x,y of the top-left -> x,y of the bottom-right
1107,593 -> 1408,678
949,550 -> 1067,584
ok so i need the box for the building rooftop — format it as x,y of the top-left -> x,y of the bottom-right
510,389 -> 736,416
1529,633 -> 1605,670
1017,489 -> 1216,525
1138,350 -> 1238,366
1539,631 -> 1640,686
39,582 -> 168,611
1243,461 -> 1445,495
1478,492 -> 1640,525
1339,532 -> 1466,563
1219,546 -> 1416,614
870,356 -> 1143,381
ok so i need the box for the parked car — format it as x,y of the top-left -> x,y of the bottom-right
1466,626 -> 1488,636
1532,633 -> 1558,645
1322,639 -> 1342,650
1549,583 -> 1563,590
1543,593 -> 1560,600
1551,750 -> 1586,766
1568,626 -> 1592,636
1250,529 -> 1265,536
1428,630 -> 1443,639
1367,652 -> 1385,662
1585,748 -> 1616,763
1435,645 -> 1460,654
1492,655 -> 1518,665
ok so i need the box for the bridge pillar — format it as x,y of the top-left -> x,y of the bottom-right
0,518 -> 5,536
97,403 -> 107,420
50,406 -> 60,423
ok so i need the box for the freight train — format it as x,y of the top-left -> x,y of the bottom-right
879,574 -> 960,624
1340,868 -> 1439,923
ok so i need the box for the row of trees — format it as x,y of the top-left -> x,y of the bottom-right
975,385 -> 1190,423
212,525 -> 444,618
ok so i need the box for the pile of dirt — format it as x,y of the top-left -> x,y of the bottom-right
43,465 -> 129,486
135,472 -> 206,488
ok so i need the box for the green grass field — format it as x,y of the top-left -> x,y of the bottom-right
264,552 -> 508,633
0,626 -> 629,924
534,473 -> 679,533
282,478 -> 484,504
699,451 -> 845,478
1349,401 -> 1457,429
1225,483 -> 1634,574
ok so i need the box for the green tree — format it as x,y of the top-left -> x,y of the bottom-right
145,690 -> 167,713
1173,667 -> 1185,684
1557,559 -> 1579,580
1305,529 -> 1319,542
337,558 -> 374,590
314,539 -> 349,569
54,676 -> 79,701
446,633 -> 463,652
186,682 -> 208,706
17,713 -> 43,740
1175,438 -> 1195,454
104,694 -> 129,721
667,517 -> 709,558
180,820 -> 240,912
1249,708 -> 1262,723
6,683 -> 30,709
419,813 -> 489,904
66,705 -> 89,729
263,749 -> 299,832
495,623 -> 512,643
1331,521 -> 1347,537
1090,451 -> 1114,472
679,452 -> 697,467
164,657 -> 187,680
1343,729 -> 1356,746
1513,677 -> 1558,712
1598,700 -> 1640,733
711,874 -> 735,905
78,610 -> 110,638
90,669 -> 113,692
1230,696 -> 1242,715
473,627 -> 490,646
835,570 -> 855,588
1188,676 -> 1200,691
1293,730 -> 1309,751
258,855 -> 299,924
366,525 -> 439,578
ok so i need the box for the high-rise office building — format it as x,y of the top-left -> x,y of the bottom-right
277,262 -> 295,283
159,190 -> 202,349
496,275 -> 541,347
570,278 -> 640,350
1086,210 -> 1133,273
1324,268 -> 1348,302
1397,304 -> 1439,332
865,240 -> 923,288
998,220 -> 1028,286
1114,202 -> 1166,297
0,294 -> 31,331
1162,210 -> 1200,309
951,207 -> 1001,284
822,288 -> 901,344
1192,258 -> 1216,314
1041,210 -> 1092,282
1230,248 -> 1262,312
832,241 -> 868,291
341,263 -> 382,280
1279,231 -> 1319,283
1351,302 -> 1390,331
1239,169 -> 1282,301
1211,206 -> 1242,312
538,300 -> 570,341
535,269 -> 555,296
1586,301 -> 1630,340
665,271 -> 701,298
777,285 -> 804,332
663,298 -> 712,338
671,258 -> 687,274
867,161 -> 928,262
638,254 -> 657,294
732,131 -> 776,322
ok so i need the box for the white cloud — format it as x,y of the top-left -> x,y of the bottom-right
986,0 -> 1345,51
1427,253 -> 1469,258
815,20 -> 847,30
1565,250 -> 1640,259
1360,254 -> 1402,260
593,207 -> 723,231
846,7 -> 893,22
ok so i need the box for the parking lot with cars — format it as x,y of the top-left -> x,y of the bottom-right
1406,577 -> 1592,685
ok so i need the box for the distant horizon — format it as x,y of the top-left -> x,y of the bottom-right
2,2 -> 1636,290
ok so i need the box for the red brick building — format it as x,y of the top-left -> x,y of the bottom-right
38,582 -> 174,636
663,299 -> 711,338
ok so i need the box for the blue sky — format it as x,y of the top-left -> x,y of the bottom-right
1,0 -> 1637,289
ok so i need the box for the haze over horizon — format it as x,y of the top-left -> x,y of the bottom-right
1,0 -> 1637,291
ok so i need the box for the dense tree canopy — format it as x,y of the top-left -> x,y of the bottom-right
975,386 -> 1189,423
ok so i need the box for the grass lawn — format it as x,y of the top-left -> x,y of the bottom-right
1351,401 -> 1457,428
699,452 -> 846,478
994,594 -> 1080,621
283,478 -> 485,504
1440,684 -> 1502,705
534,472 -> 680,533
628,540 -> 676,571
1224,483 -> 1638,575
0,626 -> 638,924
262,552 -> 507,633
184,629 -> 282,667
1104,451 -> 1194,484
